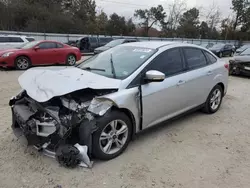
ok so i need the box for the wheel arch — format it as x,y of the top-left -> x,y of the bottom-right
111,106 -> 137,140
217,82 -> 225,96
15,54 -> 31,62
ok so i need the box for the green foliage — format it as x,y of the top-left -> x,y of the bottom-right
134,5 -> 166,36
177,8 -> 200,38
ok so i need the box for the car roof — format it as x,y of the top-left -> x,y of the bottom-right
121,41 -> 205,49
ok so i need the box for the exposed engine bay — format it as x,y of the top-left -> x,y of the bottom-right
10,88 -> 117,168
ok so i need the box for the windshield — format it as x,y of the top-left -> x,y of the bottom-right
239,48 -> 250,55
77,45 -> 156,79
18,41 -> 40,49
105,39 -> 125,47
238,45 -> 250,51
210,44 -> 224,49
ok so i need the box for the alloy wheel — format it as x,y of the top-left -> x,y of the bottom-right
99,119 -> 129,155
17,58 -> 29,70
210,89 -> 222,111
68,55 -> 76,65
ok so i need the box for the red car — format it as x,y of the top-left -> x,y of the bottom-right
0,40 -> 82,70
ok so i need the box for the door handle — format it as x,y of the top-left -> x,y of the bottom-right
207,71 -> 213,75
177,80 -> 186,86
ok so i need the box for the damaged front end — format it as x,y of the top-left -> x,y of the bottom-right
9,88 -> 116,168
229,60 -> 250,75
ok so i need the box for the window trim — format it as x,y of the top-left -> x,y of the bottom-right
203,50 -> 217,64
38,42 -> 58,49
181,47 -> 210,71
127,47 -> 186,89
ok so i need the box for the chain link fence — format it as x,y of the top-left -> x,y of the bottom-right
0,30 -> 242,47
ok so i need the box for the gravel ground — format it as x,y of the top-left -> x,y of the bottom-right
1,58 -> 250,188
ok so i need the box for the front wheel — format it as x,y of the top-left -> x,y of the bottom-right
202,85 -> 223,114
92,110 -> 132,160
15,56 -> 31,70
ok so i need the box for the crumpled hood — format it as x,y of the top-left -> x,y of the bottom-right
18,66 -> 121,102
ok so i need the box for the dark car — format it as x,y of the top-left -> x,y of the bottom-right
209,43 -> 235,58
76,36 -> 113,53
94,38 -> 139,54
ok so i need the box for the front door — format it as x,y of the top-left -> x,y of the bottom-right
141,47 -> 189,129
32,42 -> 58,65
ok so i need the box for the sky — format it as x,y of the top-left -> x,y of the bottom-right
95,0 -> 233,20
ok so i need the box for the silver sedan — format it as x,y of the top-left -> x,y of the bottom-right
10,41 -> 229,167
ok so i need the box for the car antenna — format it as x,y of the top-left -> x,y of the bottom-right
110,53 -> 117,79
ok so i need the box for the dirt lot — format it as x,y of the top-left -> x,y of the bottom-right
1,59 -> 250,188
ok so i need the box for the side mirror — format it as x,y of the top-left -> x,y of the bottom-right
34,46 -> 40,50
144,70 -> 165,82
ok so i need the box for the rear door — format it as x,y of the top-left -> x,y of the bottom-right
33,42 -> 58,64
9,37 -> 25,49
181,47 -> 214,108
89,37 -> 99,50
56,43 -> 67,63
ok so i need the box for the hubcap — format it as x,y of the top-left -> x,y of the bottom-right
99,120 -> 128,155
17,58 -> 29,69
210,89 -> 222,110
68,56 -> 76,65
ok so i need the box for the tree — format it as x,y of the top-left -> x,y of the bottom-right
106,13 -> 127,36
231,0 -> 245,30
177,8 -> 200,38
96,11 -> 108,35
205,3 -> 221,38
161,0 -> 186,37
199,21 -> 209,39
125,18 -> 136,35
134,5 -> 166,36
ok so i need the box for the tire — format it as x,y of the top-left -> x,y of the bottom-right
219,52 -> 223,58
230,51 -> 234,57
15,56 -> 31,70
66,54 -> 76,66
92,110 -> 132,160
202,85 -> 223,114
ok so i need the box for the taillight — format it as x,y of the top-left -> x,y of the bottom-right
224,64 -> 229,71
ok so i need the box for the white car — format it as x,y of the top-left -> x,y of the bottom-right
0,35 -> 35,50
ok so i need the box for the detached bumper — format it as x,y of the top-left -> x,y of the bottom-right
10,100 -> 93,168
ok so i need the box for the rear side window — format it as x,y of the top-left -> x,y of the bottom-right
39,42 -> 57,49
183,48 -> 207,70
9,37 -> 24,42
146,48 -> 184,77
57,43 -> 64,48
89,37 -> 97,43
204,51 -> 217,64
0,37 -> 9,43
26,37 -> 35,42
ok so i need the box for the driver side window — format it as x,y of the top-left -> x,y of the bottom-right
145,48 -> 185,77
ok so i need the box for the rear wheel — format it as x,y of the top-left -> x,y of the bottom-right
219,52 -> 223,58
15,56 -> 31,70
66,54 -> 76,66
92,110 -> 132,160
202,85 -> 223,114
